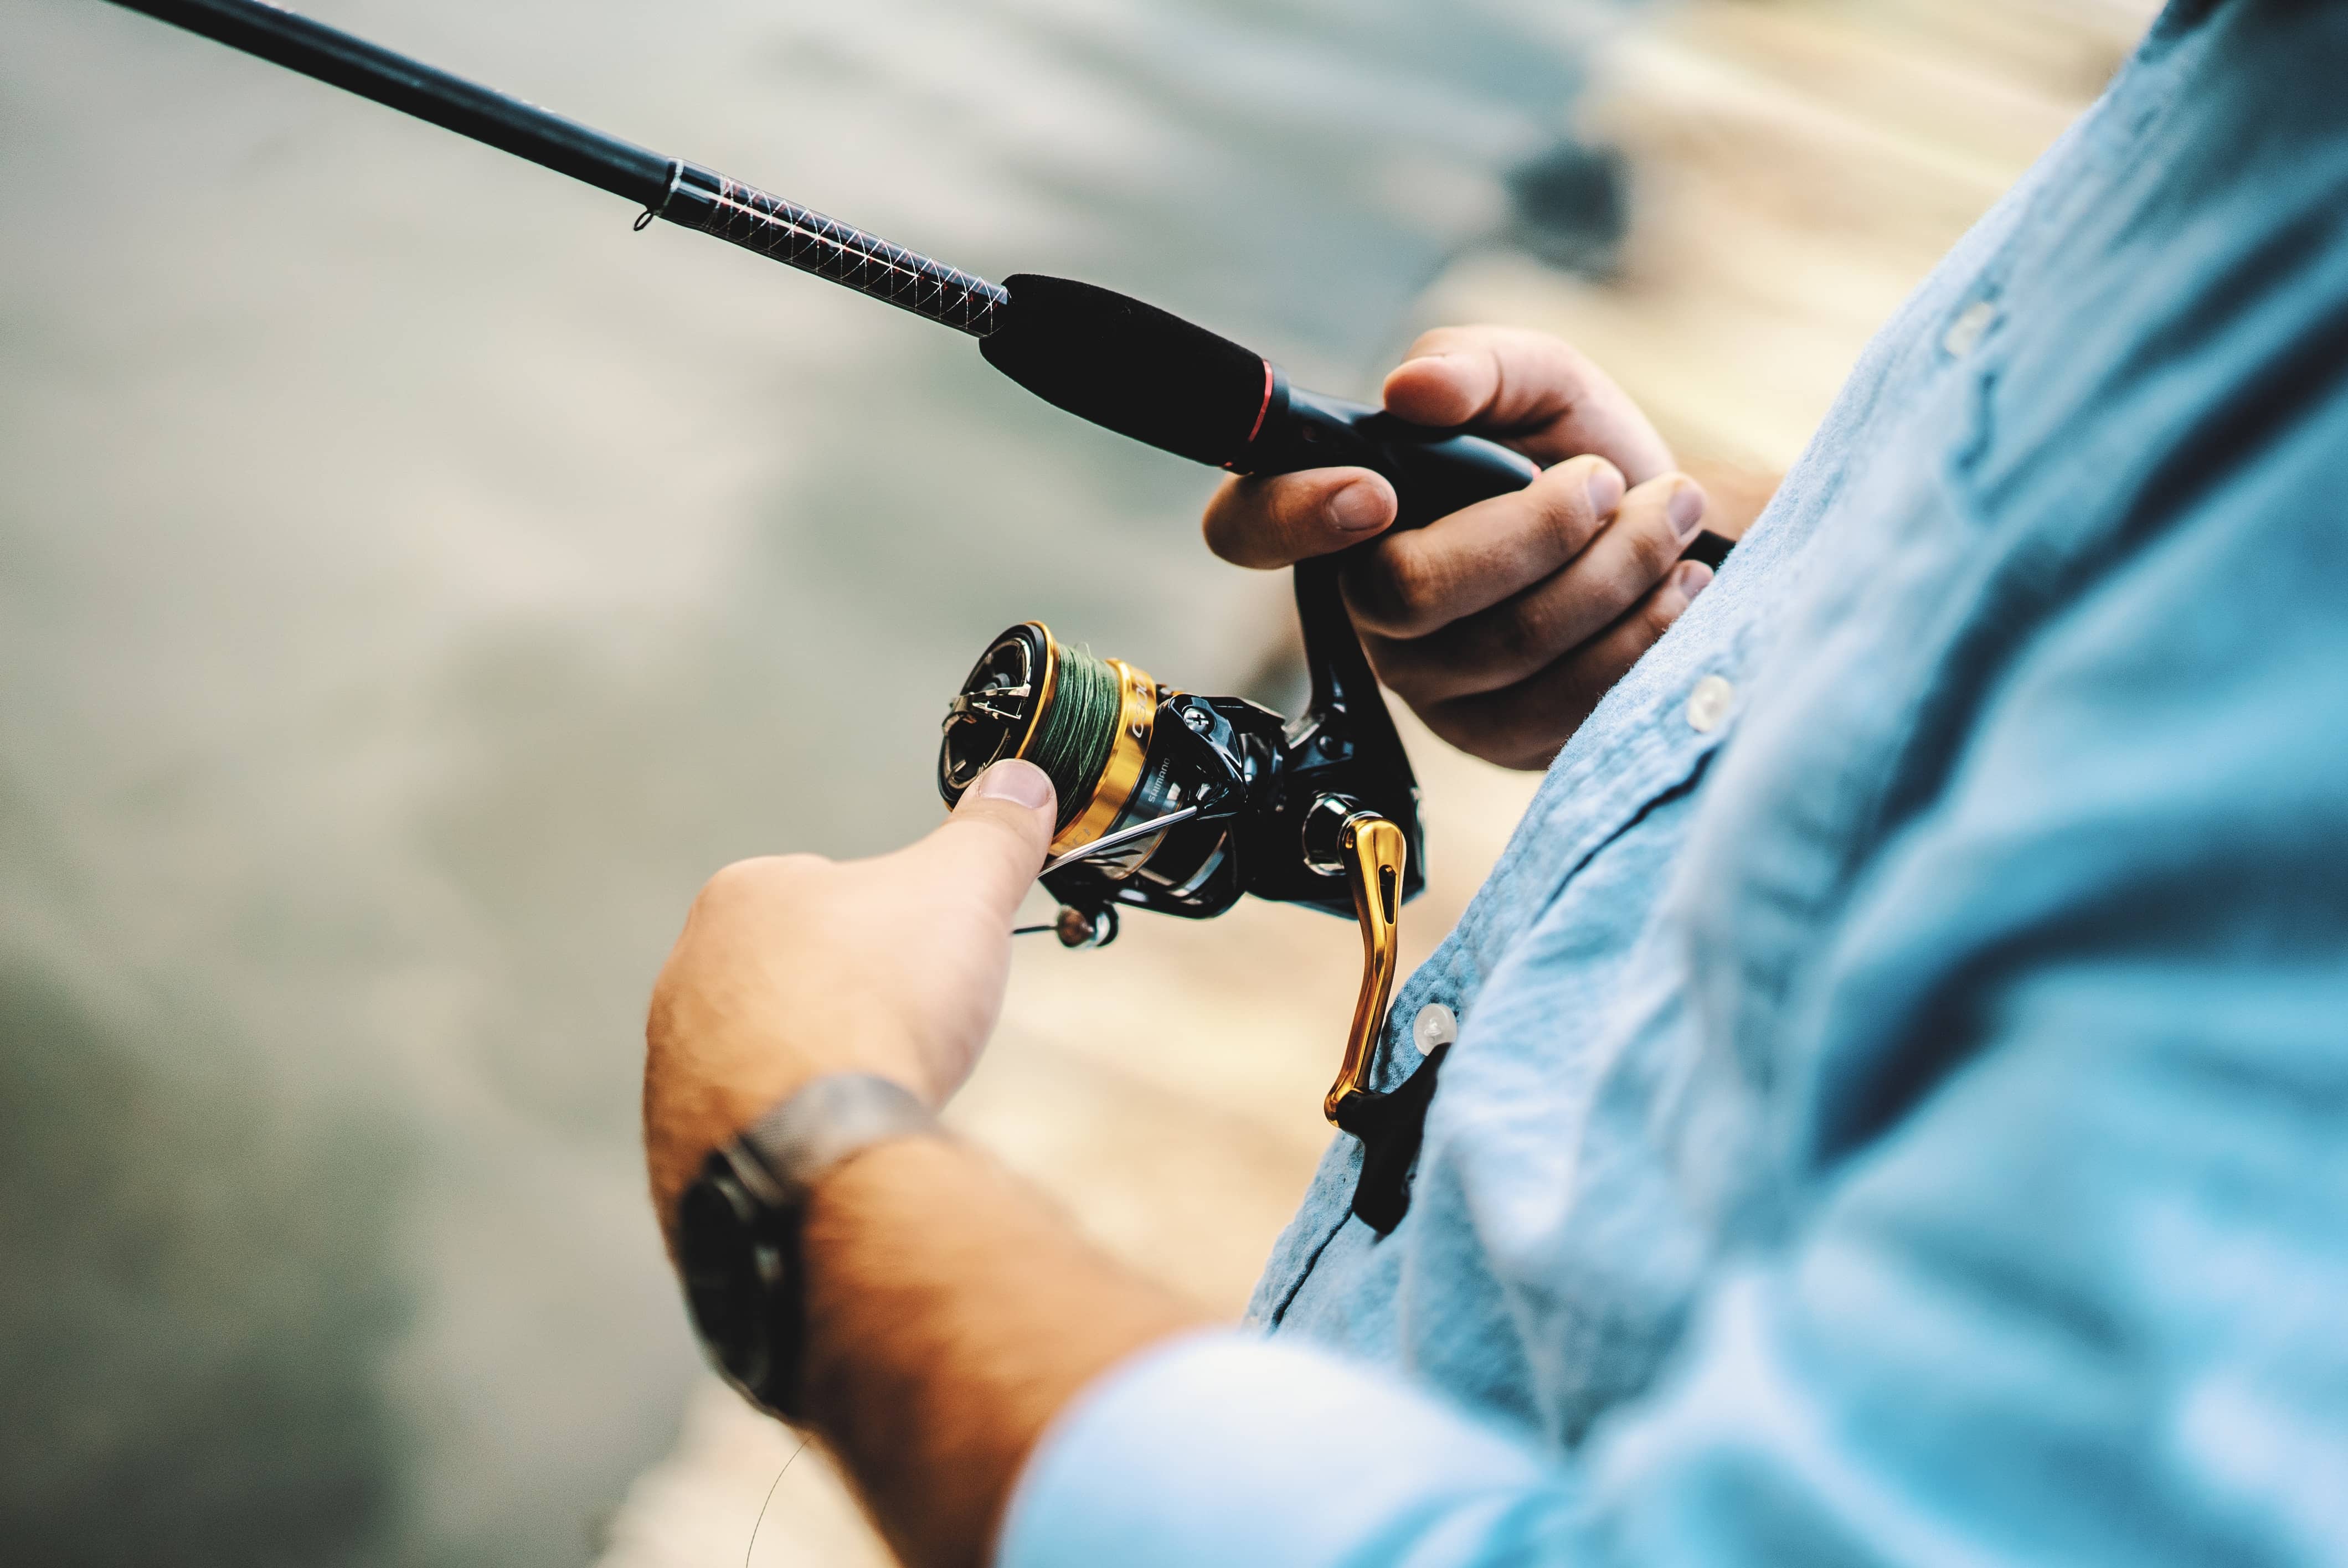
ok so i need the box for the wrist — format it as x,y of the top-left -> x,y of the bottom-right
673,1071 -> 947,1420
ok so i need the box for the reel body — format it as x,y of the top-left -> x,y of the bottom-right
938,587 -> 1424,932
940,569 -> 1427,1149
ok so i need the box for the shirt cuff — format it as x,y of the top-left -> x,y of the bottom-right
996,1329 -> 1580,1568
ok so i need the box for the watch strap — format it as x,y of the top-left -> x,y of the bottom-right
687,1073 -> 940,1423
732,1071 -> 940,1205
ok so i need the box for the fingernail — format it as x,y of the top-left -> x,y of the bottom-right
1327,480 -> 1389,534
1669,482 -> 1708,541
964,759 -> 1053,812
1673,559 -> 1714,603
1585,462 -> 1625,517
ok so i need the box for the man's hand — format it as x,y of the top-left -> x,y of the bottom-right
1203,327 -> 1724,771
642,760 -> 1057,1237
642,759 -> 1201,1568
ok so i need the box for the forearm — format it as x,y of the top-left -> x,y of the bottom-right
796,1134 -> 1207,1568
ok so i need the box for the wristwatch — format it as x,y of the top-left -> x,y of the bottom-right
674,1072 -> 940,1420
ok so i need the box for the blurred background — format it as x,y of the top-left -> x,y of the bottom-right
0,1 -> 2155,1564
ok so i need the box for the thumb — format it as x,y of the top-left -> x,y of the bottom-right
918,759 -> 1057,919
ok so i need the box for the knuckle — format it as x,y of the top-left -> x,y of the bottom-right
1379,673 -> 1434,719
1644,585 -> 1686,640
1559,450 -> 1620,501
1367,647 -> 1435,710
1552,451 -> 1605,485
766,851 -> 831,882
1480,598 -> 1547,671
1429,686 -> 1562,771
1405,324 -> 1480,359
697,854 -> 816,911
1547,334 -> 1600,384
1532,470 -> 1598,546
1202,479 -> 1267,563
1624,512 -> 1678,582
696,857 -> 768,907
1376,548 -> 1448,631
643,981 -> 679,1044
1421,698 -> 1490,759
1403,328 -> 1455,361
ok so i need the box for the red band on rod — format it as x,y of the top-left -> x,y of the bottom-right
1244,359 -> 1275,445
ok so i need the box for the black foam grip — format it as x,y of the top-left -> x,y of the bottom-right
980,274 -> 1269,467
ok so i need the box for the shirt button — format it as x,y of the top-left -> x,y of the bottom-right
1412,1002 -> 1458,1054
1942,298 -> 1999,359
1686,674 -> 1736,734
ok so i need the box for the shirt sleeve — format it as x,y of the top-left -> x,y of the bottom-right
997,1329 -> 1585,1568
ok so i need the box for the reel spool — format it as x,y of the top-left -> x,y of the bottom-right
940,623 -> 1245,934
939,612 -> 1426,1140
938,625 -> 1168,865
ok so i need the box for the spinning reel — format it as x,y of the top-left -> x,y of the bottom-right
939,559 -> 1420,1138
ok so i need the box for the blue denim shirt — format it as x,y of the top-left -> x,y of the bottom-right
1003,3 -> 2348,1561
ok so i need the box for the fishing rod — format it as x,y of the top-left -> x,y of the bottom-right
109,0 -> 1732,1229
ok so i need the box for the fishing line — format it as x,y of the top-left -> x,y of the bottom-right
1026,644 -> 1119,833
743,1436 -> 810,1568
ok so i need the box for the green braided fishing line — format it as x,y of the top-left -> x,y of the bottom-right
1028,643 -> 1119,831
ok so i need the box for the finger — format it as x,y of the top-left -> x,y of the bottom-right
1341,455 -> 1626,640
918,760 -> 1058,920
1425,557 -> 1716,771
1381,326 -> 1674,479
1202,467 -> 1397,570
1364,472 -> 1709,704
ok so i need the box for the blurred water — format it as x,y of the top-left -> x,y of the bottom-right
0,1 -> 1613,1561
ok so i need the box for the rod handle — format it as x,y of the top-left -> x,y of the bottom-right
1239,382 -> 1734,565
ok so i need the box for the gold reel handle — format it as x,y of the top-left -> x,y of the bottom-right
1322,812 -> 1407,1125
